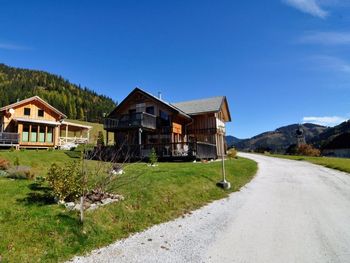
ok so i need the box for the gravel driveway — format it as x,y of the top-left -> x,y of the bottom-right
70,153 -> 350,263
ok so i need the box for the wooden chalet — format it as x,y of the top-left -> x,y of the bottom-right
103,88 -> 231,160
0,96 -> 91,149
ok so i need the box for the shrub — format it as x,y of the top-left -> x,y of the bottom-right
227,148 -> 237,159
97,131 -> 105,147
7,166 -> 35,180
13,156 -> 20,167
0,158 -> 10,170
46,162 -> 83,202
296,144 -> 321,157
0,170 -> 9,177
149,148 -> 158,165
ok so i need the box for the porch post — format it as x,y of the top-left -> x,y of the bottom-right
87,129 -> 90,144
65,124 -> 68,143
29,124 -> 32,143
138,128 -> 142,158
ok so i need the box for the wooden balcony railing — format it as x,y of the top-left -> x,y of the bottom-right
0,132 -> 20,145
104,112 -> 157,130
90,141 -> 217,161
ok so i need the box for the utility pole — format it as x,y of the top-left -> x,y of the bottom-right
217,125 -> 231,189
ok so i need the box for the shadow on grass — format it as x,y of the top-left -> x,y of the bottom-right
17,182 -> 56,206
56,213 -> 92,245
198,173 -> 217,183
64,151 -> 81,159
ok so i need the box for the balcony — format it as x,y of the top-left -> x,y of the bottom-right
0,132 -> 20,145
104,112 -> 157,131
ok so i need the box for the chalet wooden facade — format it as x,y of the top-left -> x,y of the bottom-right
0,96 -> 91,149
103,88 -> 231,160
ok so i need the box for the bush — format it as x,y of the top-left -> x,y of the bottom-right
0,158 -> 10,170
296,144 -> 321,157
149,148 -> 158,165
97,131 -> 105,147
227,148 -> 237,159
46,162 -> 83,202
0,170 -> 9,177
7,166 -> 35,180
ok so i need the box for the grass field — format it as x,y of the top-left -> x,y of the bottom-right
270,154 -> 350,173
0,150 -> 257,262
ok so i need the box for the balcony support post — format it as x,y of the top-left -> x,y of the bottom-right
138,128 -> 142,158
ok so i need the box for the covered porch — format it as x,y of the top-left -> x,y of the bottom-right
59,121 -> 92,147
14,118 -> 58,148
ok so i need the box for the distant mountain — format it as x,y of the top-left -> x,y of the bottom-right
0,63 -> 117,122
234,123 -> 327,153
311,120 -> 350,149
226,135 -> 242,148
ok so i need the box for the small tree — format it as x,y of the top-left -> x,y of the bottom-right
227,148 -> 237,159
296,144 -> 321,157
97,131 -> 105,148
13,156 -> 20,172
148,148 -> 158,166
46,162 -> 83,202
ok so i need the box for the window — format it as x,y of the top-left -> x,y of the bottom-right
159,110 -> 169,120
31,126 -> 38,142
159,110 -> 170,126
146,106 -> 155,115
38,109 -> 44,117
47,127 -> 53,143
39,126 -> 45,142
22,125 -> 29,142
24,108 -> 31,116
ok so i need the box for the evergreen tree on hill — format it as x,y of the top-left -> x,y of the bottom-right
0,63 -> 117,123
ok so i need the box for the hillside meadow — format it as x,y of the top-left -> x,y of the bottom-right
0,150 -> 257,262
270,154 -> 350,174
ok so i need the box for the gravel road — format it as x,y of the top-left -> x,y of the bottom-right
70,153 -> 350,263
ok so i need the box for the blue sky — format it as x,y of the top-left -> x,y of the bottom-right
1,0 -> 350,138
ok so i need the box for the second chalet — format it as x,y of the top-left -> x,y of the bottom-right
104,88 -> 231,160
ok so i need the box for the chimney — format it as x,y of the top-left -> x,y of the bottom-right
158,92 -> 162,100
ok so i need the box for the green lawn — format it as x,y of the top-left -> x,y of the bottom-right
0,150 -> 257,262
270,154 -> 350,173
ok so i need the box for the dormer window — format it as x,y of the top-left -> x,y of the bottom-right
24,108 -> 31,116
38,109 -> 44,117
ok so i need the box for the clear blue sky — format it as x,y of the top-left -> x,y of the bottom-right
1,0 -> 350,138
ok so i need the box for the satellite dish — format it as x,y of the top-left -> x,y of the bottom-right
9,108 -> 15,115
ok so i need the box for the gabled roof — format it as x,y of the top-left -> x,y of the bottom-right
172,96 -> 231,121
108,88 -> 192,120
0,96 -> 67,118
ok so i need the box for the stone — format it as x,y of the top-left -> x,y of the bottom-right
73,204 -> 81,211
102,198 -> 113,205
88,203 -> 98,211
65,202 -> 75,210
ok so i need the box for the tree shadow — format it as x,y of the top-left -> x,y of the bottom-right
17,182 -> 56,206
64,151 -> 81,159
199,173 -> 217,183
55,213 -> 90,244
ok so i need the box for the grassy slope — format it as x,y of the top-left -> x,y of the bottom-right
270,154 -> 350,173
0,150 -> 257,262
66,119 -> 114,145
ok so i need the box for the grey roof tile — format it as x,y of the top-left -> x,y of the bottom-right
172,96 -> 224,115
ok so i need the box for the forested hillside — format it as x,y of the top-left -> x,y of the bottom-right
0,63 -> 117,122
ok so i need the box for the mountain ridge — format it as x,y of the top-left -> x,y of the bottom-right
0,63 -> 117,122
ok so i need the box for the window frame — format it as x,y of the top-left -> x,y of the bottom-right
38,109 -> 44,118
24,108 -> 31,116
